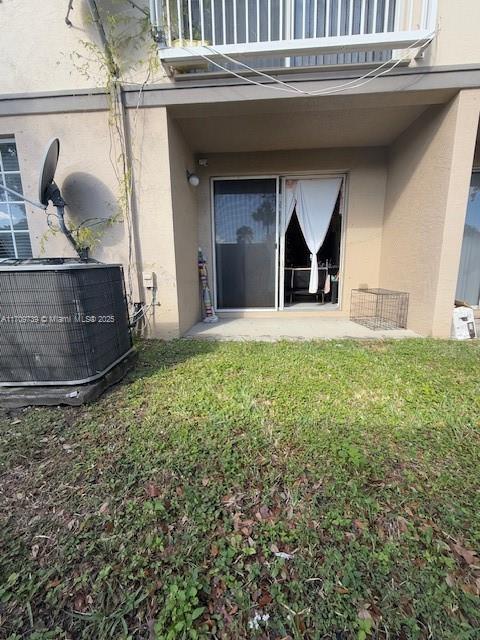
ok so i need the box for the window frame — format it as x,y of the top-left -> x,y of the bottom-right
0,137 -> 32,259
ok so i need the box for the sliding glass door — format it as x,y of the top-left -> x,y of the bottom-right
456,172 -> 480,307
213,178 -> 277,309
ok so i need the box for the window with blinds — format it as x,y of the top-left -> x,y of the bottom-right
0,139 -> 33,259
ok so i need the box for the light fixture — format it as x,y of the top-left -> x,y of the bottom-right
186,170 -> 200,187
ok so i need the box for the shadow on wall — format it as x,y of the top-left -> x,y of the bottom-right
61,172 -> 124,250
383,104 -> 446,221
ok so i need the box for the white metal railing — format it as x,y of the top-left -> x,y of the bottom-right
150,0 -> 437,68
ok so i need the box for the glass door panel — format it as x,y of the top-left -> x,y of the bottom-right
456,172 -> 480,306
214,179 -> 277,309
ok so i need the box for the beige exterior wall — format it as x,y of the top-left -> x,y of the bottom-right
197,148 -> 387,314
420,0 -> 480,69
125,105 -> 181,338
0,105 -> 195,339
167,116 -> 201,334
379,90 -> 480,336
2,95 -> 478,339
2,0 -> 479,341
0,0 -> 167,95
0,110 -> 125,263
1,0 -> 479,99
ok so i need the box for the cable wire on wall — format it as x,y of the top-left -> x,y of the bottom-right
180,34 -> 434,98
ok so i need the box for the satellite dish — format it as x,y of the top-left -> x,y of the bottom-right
39,138 -> 60,206
36,138 -> 85,260
0,137 -> 85,260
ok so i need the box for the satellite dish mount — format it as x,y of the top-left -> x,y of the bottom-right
38,139 -> 87,261
0,138 -> 87,260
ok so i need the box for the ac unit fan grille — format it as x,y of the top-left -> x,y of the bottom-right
0,265 -> 132,384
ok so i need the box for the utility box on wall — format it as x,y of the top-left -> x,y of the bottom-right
452,306 -> 477,340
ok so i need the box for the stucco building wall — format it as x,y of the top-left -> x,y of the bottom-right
0,0 -> 164,95
0,106 -> 186,339
167,115 -> 201,334
420,0 -> 480,69
1,0 -> 480,98
2,96 -> 479,338
196,147 -> 388,315
0,110 -> 124,263
379,90 -> 480,336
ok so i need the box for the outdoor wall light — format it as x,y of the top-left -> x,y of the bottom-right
186,170 -> 200,187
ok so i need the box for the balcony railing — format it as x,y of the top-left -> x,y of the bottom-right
150,0 -> 437,69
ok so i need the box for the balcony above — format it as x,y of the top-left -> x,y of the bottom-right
150,0 -> 438,72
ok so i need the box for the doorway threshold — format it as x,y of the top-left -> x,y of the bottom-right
217,308 -> 345,319
283,302 -> 339,311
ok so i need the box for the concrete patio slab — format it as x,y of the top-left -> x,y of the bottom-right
185,317 -> 419,341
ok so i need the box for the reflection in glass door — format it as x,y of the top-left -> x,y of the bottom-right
456,172 -> 480,307
213,179 -> 277,309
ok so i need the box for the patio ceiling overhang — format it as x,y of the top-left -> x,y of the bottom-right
168,87 -> 456,153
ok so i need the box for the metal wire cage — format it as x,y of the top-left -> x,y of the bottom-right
350,288 -> 409,330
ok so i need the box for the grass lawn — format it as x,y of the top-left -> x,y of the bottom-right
1,339 -> 480,640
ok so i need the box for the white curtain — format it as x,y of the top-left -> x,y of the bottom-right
292,178 -> 342,293
284,180 -> 297,229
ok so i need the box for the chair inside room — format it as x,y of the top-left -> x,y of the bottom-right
283,198 -> 341,308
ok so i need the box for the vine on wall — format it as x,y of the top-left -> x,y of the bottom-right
44,0 -> 160,301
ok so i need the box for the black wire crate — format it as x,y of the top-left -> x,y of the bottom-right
350,288 -> 409,330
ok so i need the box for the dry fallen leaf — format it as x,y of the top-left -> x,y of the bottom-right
256,505 -> 271,521
335,586 -> 349,594
67,518 -> 77,531
445,574 -> 455,588
354,519 -> 368,532
74,593 -> 87,612
397,516 -> 409,533
221,495 -> 236,507
146,483 -> 160,498
358,607 -> 373,621
452,543 -> 477,566
99,501 -> 109,515
210,543 -> 219,557
47,578 -> 61,589
460,581 -> 480,596
258,591 -> 273,607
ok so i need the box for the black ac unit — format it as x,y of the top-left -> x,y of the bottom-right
0,259 -> 133,386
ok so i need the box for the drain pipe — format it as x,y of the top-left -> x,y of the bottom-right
84,0 -> 143,300
86,0 -> 120,79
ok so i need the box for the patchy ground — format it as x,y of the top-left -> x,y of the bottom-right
0,339 -> 479,640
